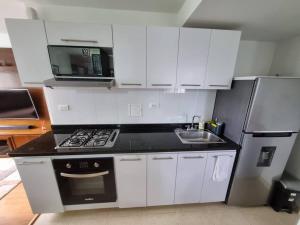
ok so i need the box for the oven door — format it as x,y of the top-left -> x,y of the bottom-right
53,158 -> 117,205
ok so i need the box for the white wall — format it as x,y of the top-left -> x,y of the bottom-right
270,35 -> 300,77
44,87 -> 216,125
28,4 -> 177,26
234,40 -> 276,77
270,35 -> 300,178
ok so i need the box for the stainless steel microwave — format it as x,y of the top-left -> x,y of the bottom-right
48,46 -> 111,80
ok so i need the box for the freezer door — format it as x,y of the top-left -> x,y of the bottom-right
228,133 -> 298,206
245,78 -> 300,133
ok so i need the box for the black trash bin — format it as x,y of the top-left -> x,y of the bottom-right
270,178 -> 300,213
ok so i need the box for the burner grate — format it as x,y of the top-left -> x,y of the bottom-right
58,128 -> 117,149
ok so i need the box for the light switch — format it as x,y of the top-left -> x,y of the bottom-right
58,104 -> 70,111
149,102 -> 159,109
129,104 -> 142,117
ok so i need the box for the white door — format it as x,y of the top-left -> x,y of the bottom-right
45,21 -> 113,47
5,19 -> 52,86
205,30 -> 241,89
15,157 -> 64,213
177,28 -> 211,89
147,154 -> 177,206
175,153 -> 207,204
113,25 -> 146,88
147,27 -> 179,88
115,155 -> 147,208
200,151 -> 236,203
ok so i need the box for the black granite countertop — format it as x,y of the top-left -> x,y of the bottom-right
8,124 -> 240,157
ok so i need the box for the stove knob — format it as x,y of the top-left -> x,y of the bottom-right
94,162 -> 100,168
66,163 -> 72,169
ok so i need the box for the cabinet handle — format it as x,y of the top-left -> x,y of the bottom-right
16,161 -> 45,165
121,83 -> 142,86
61,38 -> 98,43
209,85 -> 229,87
183,156 -> 205,159
213,155 -> 233,158
120,158 -> 142,161
181,84 -> 201,87
151,84 -> 172,87
152,157 -> 173,160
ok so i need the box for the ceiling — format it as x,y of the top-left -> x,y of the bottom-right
22,0 -> 186,13
184,0 -> 300,41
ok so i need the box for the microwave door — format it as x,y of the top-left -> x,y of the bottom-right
48,46 -> 109,79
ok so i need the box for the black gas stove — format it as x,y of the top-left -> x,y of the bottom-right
56,129 -> 119,149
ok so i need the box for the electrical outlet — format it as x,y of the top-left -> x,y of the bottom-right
128,104 -> 142,117
58,104 -> 69,111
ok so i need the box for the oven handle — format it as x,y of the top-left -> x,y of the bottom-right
60,171 -> 109,179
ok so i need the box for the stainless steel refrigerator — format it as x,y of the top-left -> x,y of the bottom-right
213,77 -> 300,206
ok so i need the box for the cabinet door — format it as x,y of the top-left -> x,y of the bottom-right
115,155 -> 146,208
5,19 -> 52,86
147,27 -> 179,88
177,28 -> 211,89
175,153 -> 207,204
205,30 -> 241,89
113,25 -> 146,88
15,157 -> 64,213
147,153 -> 177,206
45,21 -> 113,47
200,151 -> 236,203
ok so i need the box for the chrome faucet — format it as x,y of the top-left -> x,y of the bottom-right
186,115 -> 201,130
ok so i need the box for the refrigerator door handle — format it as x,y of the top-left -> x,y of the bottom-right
251,131 -> 294,133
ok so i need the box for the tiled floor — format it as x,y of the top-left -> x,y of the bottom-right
34,203 -> 300,225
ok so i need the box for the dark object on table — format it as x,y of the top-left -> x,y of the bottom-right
270,177 -> 300,213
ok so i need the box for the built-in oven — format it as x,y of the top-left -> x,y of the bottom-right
53,157 -> 116,205
47,46 -> 111,80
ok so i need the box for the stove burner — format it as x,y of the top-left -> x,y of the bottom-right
58,128 -> 119,149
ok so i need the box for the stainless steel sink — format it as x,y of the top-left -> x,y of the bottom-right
175,129 -> 225,144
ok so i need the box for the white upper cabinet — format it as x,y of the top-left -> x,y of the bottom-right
205,30 -> 241,89
147,27 -> 179,88
177,28 -> 211,89
113,25 -> 146,88
45,21 -> 113,47
5,19 -> 52,86
175,153 -> 207,204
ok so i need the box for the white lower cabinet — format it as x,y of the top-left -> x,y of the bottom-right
200,151 -> 236,202
115,155 -> 147,208
147,153 -> 177,206
114,151 -> 236,207
14,157 -> 63,213
175,153 -> 207,204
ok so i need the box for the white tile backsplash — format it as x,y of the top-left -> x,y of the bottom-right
43,87 -> 216,125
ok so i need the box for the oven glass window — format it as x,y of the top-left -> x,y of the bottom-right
69,176 -> 105,196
